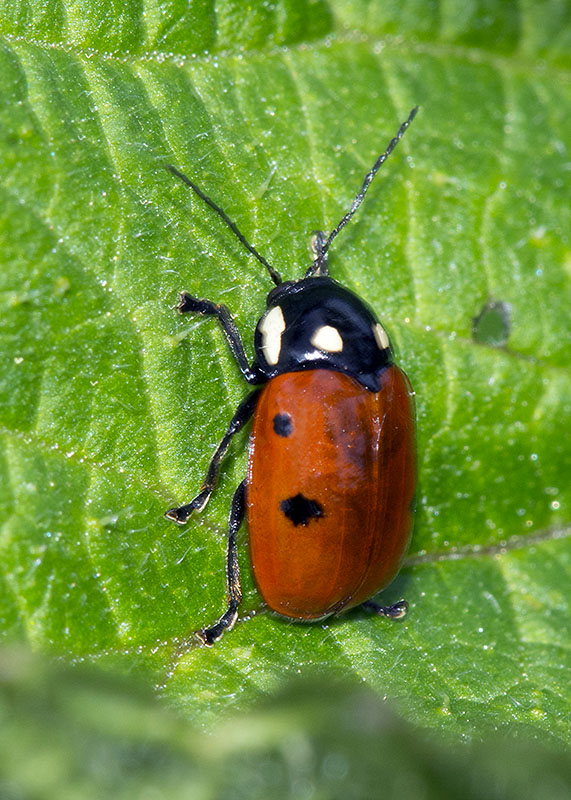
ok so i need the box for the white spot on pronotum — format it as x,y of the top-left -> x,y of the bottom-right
310,325 -> 343,353
259,306 -> 286,365
373,323 -> 390,350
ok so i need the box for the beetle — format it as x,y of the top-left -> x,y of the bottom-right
165,107 -> 418,645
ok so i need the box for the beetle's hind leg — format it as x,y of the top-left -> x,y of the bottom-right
196,480 -> 246,646
361,599 -> 408,619
165,390 -> 259,524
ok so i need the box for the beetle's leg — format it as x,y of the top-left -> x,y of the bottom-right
165,390 -> 260,524
361,599 -> 408,619
309,230 -> 329,276
197,480 -> 246,646
177,292 -> 261,384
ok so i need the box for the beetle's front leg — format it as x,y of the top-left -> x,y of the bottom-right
177,292 -> 261,384
309,230 -> 329,276
165,390 -> 259,524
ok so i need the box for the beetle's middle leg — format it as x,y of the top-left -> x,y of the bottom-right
165,390 -> 259,525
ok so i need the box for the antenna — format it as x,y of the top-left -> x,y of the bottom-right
166,165 -> 282,286
306,106 -> 419,278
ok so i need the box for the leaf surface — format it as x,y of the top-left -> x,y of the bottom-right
0,0 -> 569,744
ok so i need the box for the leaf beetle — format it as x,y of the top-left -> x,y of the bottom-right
166,108 -> 418,645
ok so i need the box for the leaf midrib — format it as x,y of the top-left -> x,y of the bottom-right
3,29 -> 570,79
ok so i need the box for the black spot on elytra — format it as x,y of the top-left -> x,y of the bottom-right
280,493 -> 324,526
273,412 -> 293,437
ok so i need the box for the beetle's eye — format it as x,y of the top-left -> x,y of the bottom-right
266,281 -> 295,306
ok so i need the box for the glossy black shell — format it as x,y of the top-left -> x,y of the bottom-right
253,277 -> 392,392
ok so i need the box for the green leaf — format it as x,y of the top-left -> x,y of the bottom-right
0,0 -> 570,746
2,648 -> 571,799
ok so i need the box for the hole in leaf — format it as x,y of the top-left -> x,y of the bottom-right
473,301 -> 511,347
